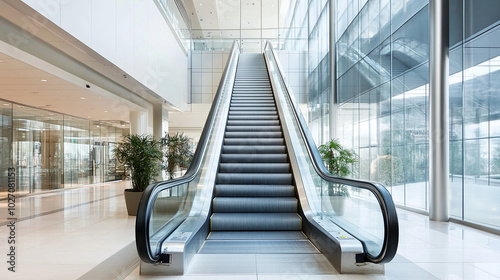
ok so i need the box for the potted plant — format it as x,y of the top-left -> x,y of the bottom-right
161,132 -> 193,180
114,134 -> 163,216
318,138 -> 357,216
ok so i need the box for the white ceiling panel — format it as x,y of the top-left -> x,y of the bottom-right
183,0 -> 286,40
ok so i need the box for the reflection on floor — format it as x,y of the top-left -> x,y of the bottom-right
1,181 -> 500,279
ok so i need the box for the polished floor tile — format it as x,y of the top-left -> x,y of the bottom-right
0,181 -> 135,280
2,181 -> 500,280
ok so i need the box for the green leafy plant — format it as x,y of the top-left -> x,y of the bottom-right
161,132 -> 194,180
114,134 -> 163,192
370,155 -> 403,186
318,138 -> 357,196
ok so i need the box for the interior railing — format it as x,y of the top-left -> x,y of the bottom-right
135,41 -> 240,264
264,41 -> 398,263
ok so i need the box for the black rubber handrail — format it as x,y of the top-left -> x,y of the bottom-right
136,41 -> 240,264
264,41 -> 398,264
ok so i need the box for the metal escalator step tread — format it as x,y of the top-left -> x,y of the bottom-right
207,231 -> 307,240
221,145 -> 286,154
210,213 -> 302,231
230,103 -> 275,107
225,126 -> 281,132
223,138 -> 284,146
228,115 -> 279,120
216,173 -> 292,185
229,107 -> 276,111
220,154 -> 288,163
215,184 -> 295,197
229,111 -> 277,115
219,163 -> 290,173
213,197 -> 298,213
226,120 -> 280,126
224,131 -> 283,138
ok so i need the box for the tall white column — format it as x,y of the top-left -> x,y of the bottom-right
429,0 -> 450,221
129,111 -> 148,135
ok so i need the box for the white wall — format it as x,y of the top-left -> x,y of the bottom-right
22,0 -> 188,110
190,50 -> 230,103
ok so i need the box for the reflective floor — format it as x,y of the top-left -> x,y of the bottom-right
1,181 -> 500,279
0,181 -> 136,280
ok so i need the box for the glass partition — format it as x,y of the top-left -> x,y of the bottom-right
0,102 -> 13,198
63,117 -> 90,188
0,99 -> 124,199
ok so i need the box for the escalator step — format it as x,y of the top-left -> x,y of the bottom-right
207,231 -> 306,240
230,99 -> 275,103
232,95 -> 273,99
230,107 -> 276,111
220,154 -> 288,163
221,145 -> 286,154
219,163 -> 290,173
210,213 -> 302,231
228,115 -> 279,120
216,173 -> 292,185
224,138 -> 284,146
213,197 -> 297,213
230,103 -> 275,107
229,110 -> 277,115
226,120 -> 279,126
215,184 -> 295,197
224,131 -> 283,138
225,126 -> 281,132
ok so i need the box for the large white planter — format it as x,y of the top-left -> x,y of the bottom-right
322,195 -> 346,216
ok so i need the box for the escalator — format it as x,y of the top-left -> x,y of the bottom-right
200,53 -> 315,254
136,41 -> 398,275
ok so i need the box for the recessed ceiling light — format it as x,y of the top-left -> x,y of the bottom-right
96,125 -> 100,128
4,103 -> 10,106
80,97 -> 86,100
104,110 -> 108,113
41,79 -> 47,82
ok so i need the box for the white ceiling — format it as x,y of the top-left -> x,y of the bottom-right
183,0 -> 289,39
0,51 -> 127,124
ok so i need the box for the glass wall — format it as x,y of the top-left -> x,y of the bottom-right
449,0 -> 500,228
0,102 -> 13,198
333,0 -> 430,211
307,0 -> 331,144
279,0 -> 330,144
0,99 -> 125,199
279,0 -> 500,229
